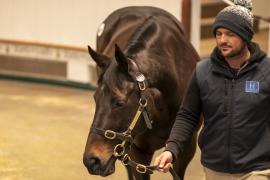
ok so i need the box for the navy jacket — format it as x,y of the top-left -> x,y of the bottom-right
166,42 -> 270,173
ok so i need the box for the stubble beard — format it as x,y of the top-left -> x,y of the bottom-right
219,43 -> 246,58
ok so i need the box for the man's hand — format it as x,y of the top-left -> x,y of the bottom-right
154,151 -> 173,173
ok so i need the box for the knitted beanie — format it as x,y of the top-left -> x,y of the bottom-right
212,0 -> 254,42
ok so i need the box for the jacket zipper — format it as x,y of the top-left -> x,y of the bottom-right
227,62 -> 248,172
227,77 -> 234,172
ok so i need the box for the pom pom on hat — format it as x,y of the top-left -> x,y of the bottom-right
212,0 -> 254,42
234,0 -> 252,10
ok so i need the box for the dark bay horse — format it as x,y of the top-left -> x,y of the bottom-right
83,6 -> 200,180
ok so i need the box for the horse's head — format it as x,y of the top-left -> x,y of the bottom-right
83,45 -> 158,176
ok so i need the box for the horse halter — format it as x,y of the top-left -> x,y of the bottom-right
90,60 -> 180,180
90,68 -> 153,162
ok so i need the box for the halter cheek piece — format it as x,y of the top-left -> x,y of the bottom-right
90,60 -> 180,180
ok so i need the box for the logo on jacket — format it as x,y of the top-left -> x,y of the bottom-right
245,81 -> 259,93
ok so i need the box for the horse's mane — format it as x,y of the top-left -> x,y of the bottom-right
125,17 -> 159,56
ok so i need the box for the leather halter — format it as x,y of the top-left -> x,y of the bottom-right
90,59 -> 180,180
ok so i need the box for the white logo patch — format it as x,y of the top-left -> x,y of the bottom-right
245,81 -> 259,93
97,23 -> 105,37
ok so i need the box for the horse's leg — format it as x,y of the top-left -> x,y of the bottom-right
129,143 -> 154,180
173,131 -> 198,180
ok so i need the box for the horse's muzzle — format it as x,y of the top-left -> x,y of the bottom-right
83,155 -> 116,177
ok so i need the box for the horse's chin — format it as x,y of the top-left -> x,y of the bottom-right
86,163 -> 115,177
100,166 -> 115,177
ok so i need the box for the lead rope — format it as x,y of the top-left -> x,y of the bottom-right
121,153 -> 181,180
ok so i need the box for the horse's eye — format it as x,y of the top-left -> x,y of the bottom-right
112,99 -> 126,108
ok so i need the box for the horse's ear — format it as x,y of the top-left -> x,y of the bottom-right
87,45 -> 110,70
115,44 -> 139,79
114,44 -> 129,73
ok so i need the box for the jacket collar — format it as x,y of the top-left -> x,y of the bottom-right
210,42 -> 266,78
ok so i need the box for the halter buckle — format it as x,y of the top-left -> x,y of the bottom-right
122,154 -> 131,166
136,164 -> 147,174
104,130 -> 116,139
138,81 -> 146,91
135,72 -> 146,90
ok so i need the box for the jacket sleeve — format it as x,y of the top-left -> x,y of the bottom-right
165,70 -> 202,160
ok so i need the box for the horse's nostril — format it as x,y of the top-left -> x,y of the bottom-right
89,157 -> 100,167
83,156 -> 101,173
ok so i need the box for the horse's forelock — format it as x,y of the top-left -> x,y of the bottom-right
102,66 -> 130,99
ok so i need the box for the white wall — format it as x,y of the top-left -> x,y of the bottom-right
253,0 -> 270,56
191,0 -> 201,54
0,0 -> 181,48
269,24 -> 270,56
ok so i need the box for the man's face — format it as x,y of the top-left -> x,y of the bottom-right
215,28 -> 246,58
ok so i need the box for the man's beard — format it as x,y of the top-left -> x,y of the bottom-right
219,43 -> 246,58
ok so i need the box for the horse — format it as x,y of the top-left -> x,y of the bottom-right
83,6 -> 200,180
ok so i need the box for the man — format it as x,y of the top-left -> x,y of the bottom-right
154,0 -> 270,179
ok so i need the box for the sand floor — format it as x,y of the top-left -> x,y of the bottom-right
0,80 -> 204,180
